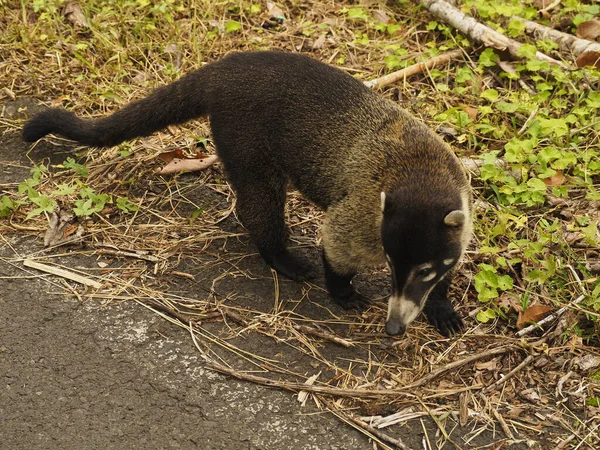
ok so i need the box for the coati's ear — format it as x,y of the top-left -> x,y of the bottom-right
444,210 -> 465,227
380,192 -> 387,212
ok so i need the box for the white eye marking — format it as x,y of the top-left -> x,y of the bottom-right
422,270 -> 437,282
443,258 -> 455,266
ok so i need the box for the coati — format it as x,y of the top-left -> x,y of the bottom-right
22,51 -> 472,337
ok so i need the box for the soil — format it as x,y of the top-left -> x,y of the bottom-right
1,100 -> 540,450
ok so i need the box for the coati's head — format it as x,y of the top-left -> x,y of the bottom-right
380,188 -> 471,336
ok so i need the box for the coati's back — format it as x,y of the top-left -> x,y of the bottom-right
200,52 -> 406,208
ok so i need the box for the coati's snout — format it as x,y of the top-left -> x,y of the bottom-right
384,271 -> 439,336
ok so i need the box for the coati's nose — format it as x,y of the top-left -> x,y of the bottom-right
385,320 -> 406,336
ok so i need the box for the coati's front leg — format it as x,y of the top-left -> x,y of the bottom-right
423,277 -> 463,336
322,250 -> 369,309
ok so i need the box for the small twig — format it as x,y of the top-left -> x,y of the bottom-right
556,433 -> 577,450
23,259 -> 102,288
497,60 -> 535,95
483,355 -> 536,393
292,324 -> 354,348
516,294 -> 586,337
93,245 -> 160,262
491,407 -> 514,440
221,308 -> 250,327
138,298 -> 205,324
539,0 -> 561,14
364,48 -> 464,89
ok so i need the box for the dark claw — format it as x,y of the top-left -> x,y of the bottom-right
425,306 -> 463,337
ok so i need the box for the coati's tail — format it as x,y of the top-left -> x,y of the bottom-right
22,70 -> 208,147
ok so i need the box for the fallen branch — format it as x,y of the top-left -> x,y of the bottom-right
202,358 -> 415,399
364,48 -> 465,89
23,259 -> 102,288
512,16 -> 600,56
420,0 -> 568,68
400,344 -> 521,391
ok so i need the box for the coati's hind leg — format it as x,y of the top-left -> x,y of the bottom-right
423,277 -> 463,337
219,153 -> 312,281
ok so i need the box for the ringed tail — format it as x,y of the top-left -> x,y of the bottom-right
22,69 -> 209,147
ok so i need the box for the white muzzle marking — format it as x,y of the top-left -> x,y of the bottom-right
387,294 -> 421,329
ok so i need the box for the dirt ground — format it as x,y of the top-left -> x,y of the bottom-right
0,100 -> 569,450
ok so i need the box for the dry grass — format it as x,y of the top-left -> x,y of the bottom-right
1,1 -> 600,449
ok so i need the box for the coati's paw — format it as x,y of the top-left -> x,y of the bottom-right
423,302 -> 463,337
269,251 -> 314,281
332,290 -> 370,311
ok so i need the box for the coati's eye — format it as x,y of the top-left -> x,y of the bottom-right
417,266 -> 437,282
418,267 -> 432,278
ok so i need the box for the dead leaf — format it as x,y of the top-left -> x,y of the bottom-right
519,388 -> 540,403
266,1 -> 285,21
573,354 -> 600,372
576,20 -> 600,40
498,293 -> 522,313
63,1 -> 89,28
516,304 -> 554,330
44,208 -> 83,247
164,43 -> 179,54
543,170 -> 566,186
504,405 -> 526,418
312,33 -> 327,50
475,358 -> 499,371
576,51 -> 600,69
132,72 -> 147,84
156,154 -> 219,175
460,105 -> 478,121
373,9 -> 390,25
157,149 -> 193,163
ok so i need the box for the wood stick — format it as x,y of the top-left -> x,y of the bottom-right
93,246 -> 160,262
364,48 -> 464,89
513,16 -> 600,56
292,324 -> 354,348
23,259 -> 102,288
482,354 -> 535,393
420,0 -> 568,68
